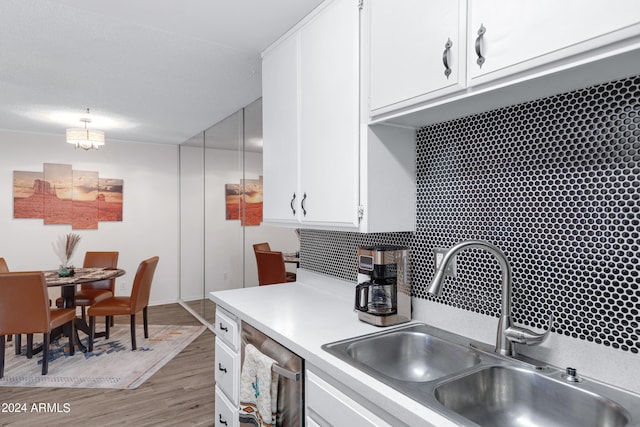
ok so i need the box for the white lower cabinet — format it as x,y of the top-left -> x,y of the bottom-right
306,368 -> 393,427
215,385 -> 239,427
214,309 -> 240,426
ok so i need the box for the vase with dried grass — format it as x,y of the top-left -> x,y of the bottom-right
52,233 -> 81,277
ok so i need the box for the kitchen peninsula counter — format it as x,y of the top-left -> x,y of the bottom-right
209,269 -> 459,427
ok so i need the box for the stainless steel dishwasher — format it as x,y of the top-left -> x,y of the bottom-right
240,321 -> 304,427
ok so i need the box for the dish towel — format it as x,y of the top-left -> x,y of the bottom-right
239,344 -> 279,427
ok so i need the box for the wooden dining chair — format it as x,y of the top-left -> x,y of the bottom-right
0,258 -> 21,348
255,250 -> 296,286
253,244 -> 296,281
252,242 -> 271,252
87,256 -> 159,351
55,251 -> 119,324
0,272 -> 76,377
0,259 -> 11,345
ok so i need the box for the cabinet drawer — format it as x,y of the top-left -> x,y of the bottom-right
306,369 -> 391,427
215,308 -> 239,350
215,339 -> 240,404
215,386 -> 239,427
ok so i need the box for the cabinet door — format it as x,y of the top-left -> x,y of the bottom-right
306,369 -> 392,426
468,0 -> 640,85
369,0 -> 466,114
262,33 -> 300,226
298,0 -> 361,229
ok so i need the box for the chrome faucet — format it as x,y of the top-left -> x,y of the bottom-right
428,240 -> 552,357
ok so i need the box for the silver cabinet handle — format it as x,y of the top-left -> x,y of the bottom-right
290,193 -> 296,215
442,38 -> 453,79
475,24 -> 486,68
301,192 -> 307,217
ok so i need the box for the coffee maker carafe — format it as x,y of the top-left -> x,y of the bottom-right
355,245 -> 410,327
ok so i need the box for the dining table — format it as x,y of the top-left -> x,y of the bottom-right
44,267 -> 126,352
283,252 -> 300,268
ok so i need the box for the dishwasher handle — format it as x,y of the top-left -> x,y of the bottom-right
273,363 -> 301,382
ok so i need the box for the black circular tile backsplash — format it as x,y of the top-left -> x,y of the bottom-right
300,75 -> 640,354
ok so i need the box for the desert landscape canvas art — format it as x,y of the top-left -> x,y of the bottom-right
241,177 -> 263,226
72,170 -> 99,229
12,170 -> 44,218
44,163 -> 72,225
13,163 -> 123,230
225,176 -> 263,226
98,178 -> 124,222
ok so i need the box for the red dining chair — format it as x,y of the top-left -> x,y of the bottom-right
0,258 -> 23,349
253,242 -> 271,252
88,256 -> 159,351
253,244 -> 296,282
0,272 -> 76,377
56,252 -> 119,325
254,250 -> 296,286
0,258 -> 12,345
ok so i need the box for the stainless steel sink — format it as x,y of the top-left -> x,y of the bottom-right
334,325 -> 480,382
435,366 -> 630,427
323,323 -> 640,426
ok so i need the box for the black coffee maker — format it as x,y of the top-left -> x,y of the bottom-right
355,245 -> 410,327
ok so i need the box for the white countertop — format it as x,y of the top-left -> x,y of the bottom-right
209,269 -> 460,427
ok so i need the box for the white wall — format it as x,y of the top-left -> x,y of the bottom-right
179,144 -> 205,301
0,130 -> 179,305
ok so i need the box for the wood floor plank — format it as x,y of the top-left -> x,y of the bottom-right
0,303 -> 215,427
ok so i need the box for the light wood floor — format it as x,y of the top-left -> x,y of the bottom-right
183,298 -> 216,325
0,303 -> 215,427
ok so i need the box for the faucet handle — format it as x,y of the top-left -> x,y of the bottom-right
505,313 -> 553,346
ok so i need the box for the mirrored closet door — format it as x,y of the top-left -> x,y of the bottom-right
179,98 -> 299,326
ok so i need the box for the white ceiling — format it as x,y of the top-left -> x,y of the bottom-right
0,0 -> 323,145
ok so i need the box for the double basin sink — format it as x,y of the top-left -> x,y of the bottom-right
322,323 -> 640,427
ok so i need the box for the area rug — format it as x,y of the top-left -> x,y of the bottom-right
0,324 -> 205,389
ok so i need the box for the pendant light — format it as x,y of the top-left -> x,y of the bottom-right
66,108 -> 105,150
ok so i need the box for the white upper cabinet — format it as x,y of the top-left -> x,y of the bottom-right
262,0 -> 416,232
262,33 -> 300,226
262,0 -> 362,230
368,0 -> 467,115
468,0 -> 640,86
298,0 -> 361,229
369,0 -> 640,126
